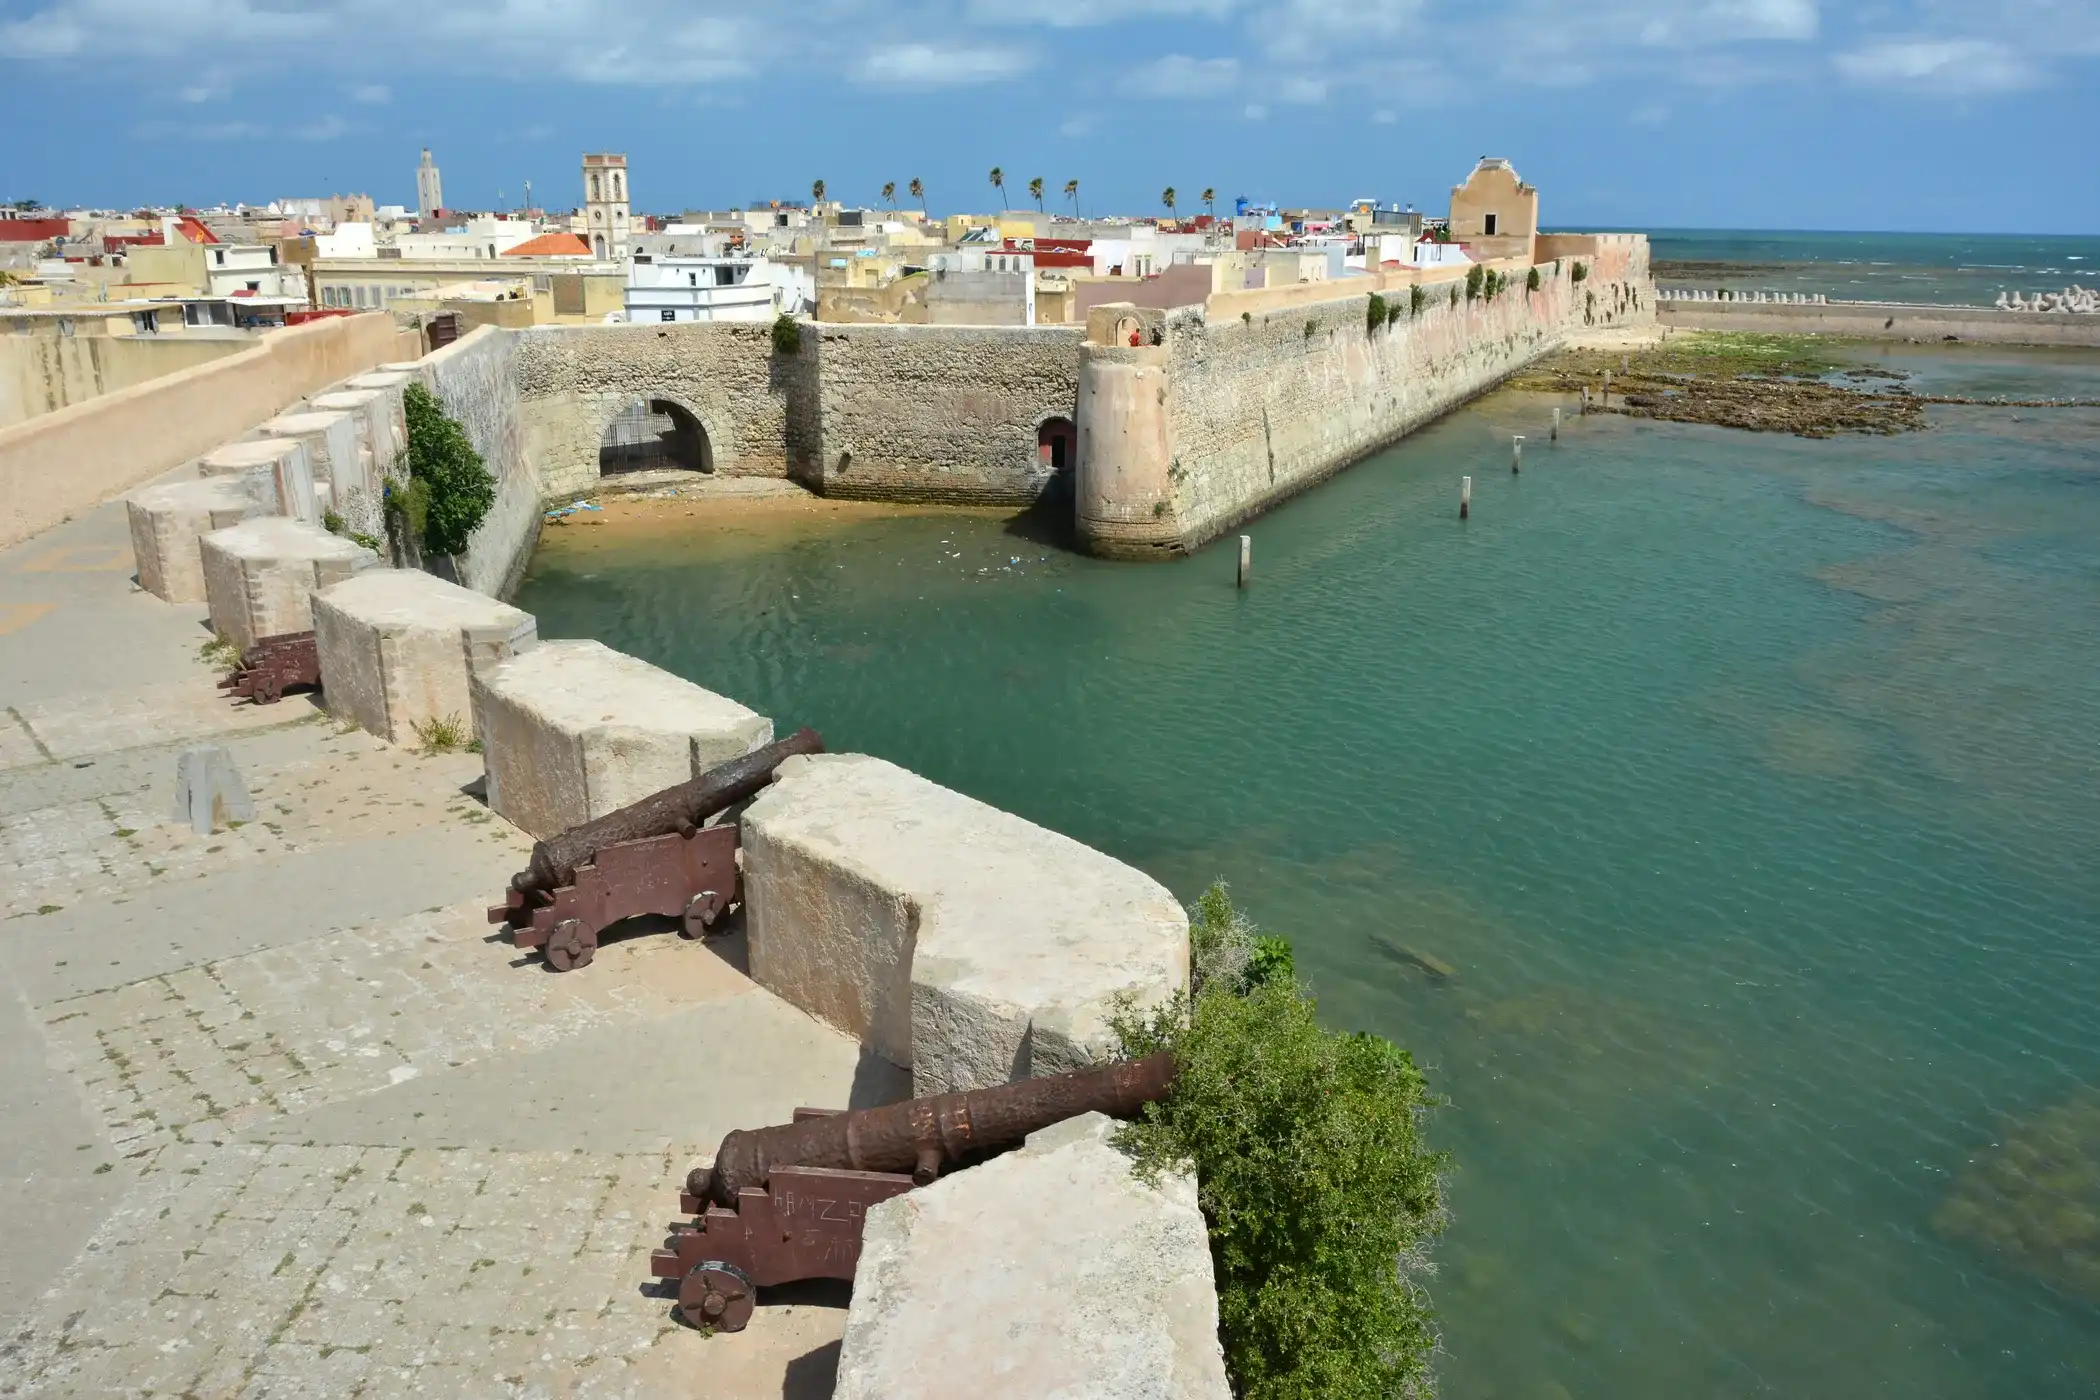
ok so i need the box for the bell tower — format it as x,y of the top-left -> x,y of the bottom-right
582,153 -> 630,259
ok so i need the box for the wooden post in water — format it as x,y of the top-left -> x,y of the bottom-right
1580,386 -> 1590,414
1621,353 -> 1630,374
1237,535 -> 1250,588
1551,407 -> 1561,441
1602,370 -> 1611,407
1460,476 -> 1471,520
1512,435 -> 1524,474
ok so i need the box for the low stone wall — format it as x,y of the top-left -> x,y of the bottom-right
1659,297 -> 2100,347
1078,234 -> 1653,558
1,329 -> 249,430
811,323 -> 1082,505
0,312 -> 416,550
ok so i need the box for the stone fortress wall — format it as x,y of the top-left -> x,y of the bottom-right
1077,234 -> 1652,558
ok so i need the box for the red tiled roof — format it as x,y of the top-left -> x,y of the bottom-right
500,232 -> 593,257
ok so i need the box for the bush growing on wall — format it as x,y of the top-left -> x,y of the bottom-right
1410,284 -> 1427,316
1570,261 -> 1589,284
771,313 -> 802,355
400,383 -> 493,558
1114,884 -> 1446,1400
1465,263 -> 1484,302
1527,266 -> 1542,293
1366,293 -> 1388,336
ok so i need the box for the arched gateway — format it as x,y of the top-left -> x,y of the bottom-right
599,399 -> 714,477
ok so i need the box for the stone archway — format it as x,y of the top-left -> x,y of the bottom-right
1037,416 -> 1077,476
599,398 -> 715,477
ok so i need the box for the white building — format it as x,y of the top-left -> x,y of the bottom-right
583,153 -> 631,259
624,255 -> 813,323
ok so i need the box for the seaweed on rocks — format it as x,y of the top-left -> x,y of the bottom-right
1934,1087 -> 2100,1302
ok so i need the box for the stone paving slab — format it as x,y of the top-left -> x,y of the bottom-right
14,680 -> 325,763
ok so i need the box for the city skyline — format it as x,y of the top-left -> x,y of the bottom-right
2,0 -> 2097,232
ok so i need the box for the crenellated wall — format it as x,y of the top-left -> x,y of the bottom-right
1077,234 -> 1651,558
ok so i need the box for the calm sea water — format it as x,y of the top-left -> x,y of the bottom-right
517,345 -> 2100,1399
1624,228 -> 2100,307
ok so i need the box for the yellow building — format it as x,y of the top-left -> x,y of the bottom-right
1448,158 -> 1538,264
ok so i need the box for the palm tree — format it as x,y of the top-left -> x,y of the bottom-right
1064,179 -> 1080,218
811,178 -> 826,206
1161,186 -> 1177,218
1201,187 -> 1216,219
909,177 -> 926,216
881,181 -> 896,209
1027,177 -> 1044,212
990,167 -> 1007,210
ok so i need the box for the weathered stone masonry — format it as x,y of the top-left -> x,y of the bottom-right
1077,235 -> 1653,558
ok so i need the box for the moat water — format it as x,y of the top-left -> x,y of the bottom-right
517,345 -> 2100,1399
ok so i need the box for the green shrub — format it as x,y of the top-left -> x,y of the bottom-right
1410,284 -> 1427,316
1571,261 -> 1589,284
1526,266 -> 1541,293
401,384 -> 493,557
1304,319 -> 1317,340
771,313 -> 802,355
1365,293 -> 1388,336
1465,263 -> 1483,302
1385,297 -> 1404,327
412,711 -> 470,754
1448,286 -> 1459,308
1115,885 -> 1445,1400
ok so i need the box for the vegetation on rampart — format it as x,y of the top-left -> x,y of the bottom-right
770,313 -> 802,356
397,383 -> 494,556
1114,884 -> 1446,1400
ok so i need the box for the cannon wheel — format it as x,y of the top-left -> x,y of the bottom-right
680,888 -> 728,940
678,1260 -> 755,1333
544,918 -> 596,972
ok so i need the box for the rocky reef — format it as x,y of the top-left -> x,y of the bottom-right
1934,1087 -> 2100,1302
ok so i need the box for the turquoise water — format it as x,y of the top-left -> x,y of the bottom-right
517,348 -> 2100,1398
1633,229 -> 2100,307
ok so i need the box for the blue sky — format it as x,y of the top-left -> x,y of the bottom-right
2,0 -> 2096,232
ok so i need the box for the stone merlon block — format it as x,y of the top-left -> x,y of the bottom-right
198,516 -> 379,652
470,639 -> 772,840
741,754 -> 1189,1095
126,477 -> 254,603
199,437 -> 319,525
312,570 -> 537,746
259,409 -> 358,490
834,1111 -> 1230,1400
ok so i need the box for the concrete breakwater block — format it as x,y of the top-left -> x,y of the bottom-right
834,1112 -> 1229,1400
314,570 -> 537,746
470,639 -> 772,839
126,477 -> 254,603
199,437 -> 319,524
741,754 -> 1189,1095
199,517 -> 379,652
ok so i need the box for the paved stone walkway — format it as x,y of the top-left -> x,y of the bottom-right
0,488 -> 889,1398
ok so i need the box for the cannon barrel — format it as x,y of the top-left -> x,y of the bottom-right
513,727 -> 823,895
690,1052 -> 1176,1207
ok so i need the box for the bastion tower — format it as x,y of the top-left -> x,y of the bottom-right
415,147 -> 443,219
582,153 -> 630,259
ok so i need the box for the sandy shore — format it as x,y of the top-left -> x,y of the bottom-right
536,476 -> 1019,550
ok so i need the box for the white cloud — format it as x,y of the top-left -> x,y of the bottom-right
971,0 -> 1239,24
1629,0 -> 1817,46
1120,53 -> 1239,97
350,82 -> 390,104
1835,36 -> 2036,92
856,41 -> 1030,86
295,114 -> 348,141
1276,75 -> 1327,102
1244,102 -> 1267,119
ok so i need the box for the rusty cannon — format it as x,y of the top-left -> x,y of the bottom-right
650,1052 -> 1177,1331
218,630 -> 320,705
486,728 -> 823,970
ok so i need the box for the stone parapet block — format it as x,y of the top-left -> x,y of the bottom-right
261,409 -> 378,535
126,477 -> 255,603
311,387 -> 404,481
469,639 -> 772,839
198,516 -> 379,652
312,570 -> 537,746
741,754 -> 1188,1093
199,438 -> 319,525
834,1111 -> 1229,1400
